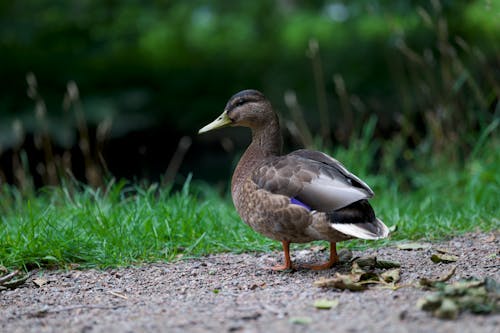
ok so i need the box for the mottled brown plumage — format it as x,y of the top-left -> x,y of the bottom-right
199,89 -> 389,270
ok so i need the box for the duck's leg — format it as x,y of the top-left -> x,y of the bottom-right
270,240 -> 293,270
303,242 -> 338,270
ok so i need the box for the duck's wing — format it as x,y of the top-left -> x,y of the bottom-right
252,149 -> 374,212
252,149 -> 389,240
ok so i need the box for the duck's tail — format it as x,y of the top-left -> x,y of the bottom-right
330,217 -> 390,240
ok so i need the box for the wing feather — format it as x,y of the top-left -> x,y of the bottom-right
252,149 -> 374,211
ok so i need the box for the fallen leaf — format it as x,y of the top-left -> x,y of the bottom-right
289,316 -> 312,325
33,278 -> 48,287
351,261 -> 367,275
381,269 -> 401,284
420,265 -> 457,287
418,276 -> 499,319
417,294 -> 442,311
396,242 -> 431,251
354,256 -> 377,270
313,274 -> 366,291
435,248 -> 456,255
485,233 -> 496,242
358,271 -> 381,282
353,256 -> 400,269
375,259 -> 401,269
313,298 -> 339,310
443,279 -> 484,295
338,248 -> 353,263
485,277 -> 499,294
67,263 -> 80,270
431,253 -> 459,263
0,270 -> 29,290
434,298 -> 459,319
315,255 -> 403,291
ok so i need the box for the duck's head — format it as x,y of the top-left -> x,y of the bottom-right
198,89 -> 274,134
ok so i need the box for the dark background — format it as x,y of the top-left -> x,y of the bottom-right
0,0 -> 498,189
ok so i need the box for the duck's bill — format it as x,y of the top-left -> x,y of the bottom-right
198,111 -> 232,134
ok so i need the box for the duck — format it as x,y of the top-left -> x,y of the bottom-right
199,89 -> 389,270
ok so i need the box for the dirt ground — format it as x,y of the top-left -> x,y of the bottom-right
1,232 -> 499,333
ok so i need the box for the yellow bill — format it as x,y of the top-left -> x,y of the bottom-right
198,111 -> 232,134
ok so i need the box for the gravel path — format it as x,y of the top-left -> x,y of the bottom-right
1,232 -> 499,333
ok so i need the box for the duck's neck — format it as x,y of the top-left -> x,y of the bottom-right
231,116 -> 282,198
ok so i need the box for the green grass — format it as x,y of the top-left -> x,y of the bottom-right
1,128 -> 498,270
330,118 -> 499,248
0,177 -> 275,269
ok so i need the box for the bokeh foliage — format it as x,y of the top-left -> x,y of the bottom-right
0,1 -> 499,270
0,0 -> 498,184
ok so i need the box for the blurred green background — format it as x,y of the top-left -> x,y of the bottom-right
0,0 -> 498,188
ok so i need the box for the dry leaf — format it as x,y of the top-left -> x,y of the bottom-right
376,259 -> 401,269
396,242 -> 431,250
431,253 -> 459,263
420,265 -> 457,287
418,277 -> 498,319
351,261 -> 367,274
381,269 -> 401,283
33,278 -> 48,287
358,271 -> 381,282
354,256 -> 377,270
314,274 -> 367,291
315,255 -> 402,291
485,233 -> 496,243
313,298 -> 339,310
417,294 -> 442,311
353,256 -> 400,269
434,298 -> 459,319
0,270 -> 29,290
435,248 -> 456,255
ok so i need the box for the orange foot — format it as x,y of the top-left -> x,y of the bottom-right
301,242 -> 338,270
267,240 -> 293,271
269,263 -> 293,271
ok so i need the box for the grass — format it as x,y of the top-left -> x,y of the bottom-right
331,118 -> 499,247
0,177 -> 273,270
1,125 -> 498,270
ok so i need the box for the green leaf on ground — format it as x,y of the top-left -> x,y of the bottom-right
352,256 -> 401,270
431,253 -> 459,263
417,277 -> 499,319
313,298 -> 339,310
396,242 -> 431,250
376,259 -> 401,269
289,317 -> 312,325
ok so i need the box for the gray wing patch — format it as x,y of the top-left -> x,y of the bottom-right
251,150 -> 374,211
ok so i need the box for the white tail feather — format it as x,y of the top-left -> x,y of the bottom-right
331,218 -> 390,240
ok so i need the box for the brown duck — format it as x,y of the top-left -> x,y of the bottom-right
199,90 -> 389,270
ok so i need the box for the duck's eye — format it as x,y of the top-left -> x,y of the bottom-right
235,100 -> 245,107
